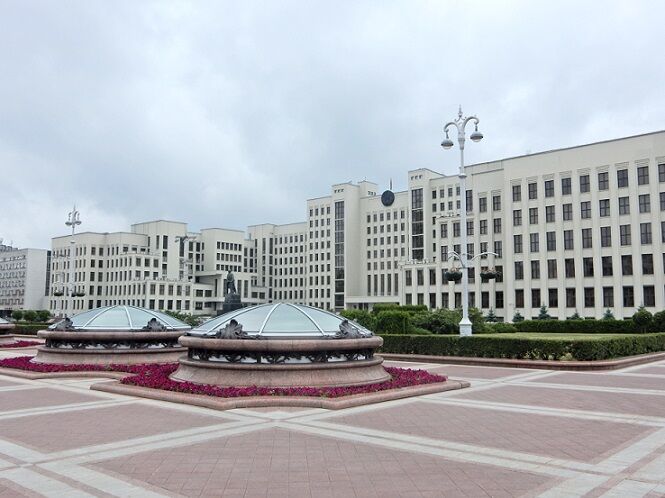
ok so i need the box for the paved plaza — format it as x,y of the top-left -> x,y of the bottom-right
0,348 -> 664,497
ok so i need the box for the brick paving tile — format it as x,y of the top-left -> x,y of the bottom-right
628,366 -> 665,375
0,403 -> 223,452
529,372 -> 665,390
0,387 -> 102,412
456,384 -> 665,417
330,400 -> 653,462
91,427 -> 552,497
427,365 -> 535,380
0,480 -> 35,498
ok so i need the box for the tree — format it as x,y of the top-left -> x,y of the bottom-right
537,304 -> 552,320
512,311 -> 524,323
11,310 -> 23,321
567,311 -> 582,320
485,308 -> 498,323
22,310 -> 37,322
602,309 -> 615,320
632,306 -> 653,333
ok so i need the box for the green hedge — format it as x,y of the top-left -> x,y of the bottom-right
339,309 -> 377,330
13,323 -> 50,335
514,319 -> 640,334
371,303 -> 427,315
379,333 -> 665,361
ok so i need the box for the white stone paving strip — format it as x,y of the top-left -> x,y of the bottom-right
598,479 -> 660,498
0,467 -> 97,497
632,449 -> 665,482
510,380 -> 665,396
596,427 -> 665,474
537,474 -> 611,498
0,398 -> 138,421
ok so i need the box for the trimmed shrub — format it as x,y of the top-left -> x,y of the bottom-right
379,333 -> 665,361
11,310 -> 23,321
372,304 -> 427,315
652,311 -> 665,333
409,307 -> 487,335
483,322 -> 517,334
22,310 -> 37,322
375,310 -> 413,334
13,323 -> 50,335
340,309 -> 376,331
514,319 -> 637,334
36,310 -> 51,322
632,306 -> 653,333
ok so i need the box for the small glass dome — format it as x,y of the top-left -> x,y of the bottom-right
0,316 -> 11,325
191,303 -> 371,338
49,305 -> 190,331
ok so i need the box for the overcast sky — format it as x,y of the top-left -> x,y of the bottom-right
2,0 -> 664,249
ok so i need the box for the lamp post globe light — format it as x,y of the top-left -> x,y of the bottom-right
442,106 -> 483,336
65,205 -> 82,317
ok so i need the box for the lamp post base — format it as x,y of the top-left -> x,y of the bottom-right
459,319 -> 473,337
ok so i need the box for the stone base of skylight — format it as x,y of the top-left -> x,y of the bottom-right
172,336 -> 391,387
0,334 -> 16,345
32,347 -> 186,365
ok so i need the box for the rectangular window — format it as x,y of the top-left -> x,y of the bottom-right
620,225 -> 631,246
642,254 -> 654,274
514,261 -> 524,280
512,184 -> 521,202
662,221 -> 665,243
479,197 -> 487,212
466,190 -> 473,212
531,260 -> 540,279
582,228 -> 592,248
528,182 -> 537,200
644,285 -> 655,307
562,203 -> 573,221
659,163 -> 665,182
494,241 -> 502,258
641,223 -> 652,245
584,288 -> 595,308
637,166 -> 649,185
515,289 -> 524,308
564,230 -> 574,250
617,169 -> 629,188
479,220 -> 487,235
598,172 -> 609,190
580,174 -> 590,193
621,255 -> 633,276
531,289 -> 541,308
639,194 -> 651,213
544,180 -> 554,197
546,231 -> 556,251
549,288 -> 558,308
529,207 -> 538,224
602,256 -> 613,276
513,209 -> 522,227
565,258 -> 575,278
603,287 -> 614,307
600,226 -> 612,247
545,205 -> 555,222
618,197 -> 630,215
599,199 -> 610,217
530,233 -> 539,252
583,257 -> 594,277
493,218 -> 502,234
623,286 -> 634,307
547,259 -> 557,278
660,192 -> 665,211
492,195 -> 501,211
514,234 -> 523,253
561,177 -> 571,195
566,288 -> 576,308
580,201 -> 591,219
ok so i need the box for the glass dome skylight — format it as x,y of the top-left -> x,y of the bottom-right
49,305 -> 190,331
0,316 -> 10,325
191,303 -> 371,338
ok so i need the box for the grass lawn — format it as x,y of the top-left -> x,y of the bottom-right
474,333 -> 637,340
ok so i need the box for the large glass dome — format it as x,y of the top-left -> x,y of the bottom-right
49,305 -> 190,331
0,317 -> 10,325
191,303 -> 371,338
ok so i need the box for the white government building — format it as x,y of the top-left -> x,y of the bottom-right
48,130 -> 665,321
0,244 -> 51,312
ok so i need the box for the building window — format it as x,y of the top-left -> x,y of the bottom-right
623,286 -> 634,307
545,205 -> 555,222
617,169 -> 629,188
600,226 -> 612,247
641,223 -> 652,245
549,289 -> 558,307
598,171 -> 609,190
466,190 -> 473,212
599,199 -> 610,217
546,231 -> 556,251
529,207 -> 538,224
492,195 -> 501,211
547,259 -> 557,278
563,230 -> 574,250
642,254 -> 654,274
580,174 -> 590,193
580,201 -> 591,219
531,289 -> 541,308
562,203 -> 573,221
514,261 -> 524,280
601,256 -> 613,276
565,258 -> 575,278
495,291 -> 504,308
659,163 -> 665,182
561,177 -> 572,195
584,288 -> 595,308
662,221 -> 665,243
620,225 -> 631,246
637,166 -> 649,185
583,257 -> 594,277
660,192 -> 665,211
603,287 -> 614,307
512,184 -> 521,202
644,285 -> 656,307
618,197 -> 630,215
513,210 -> 522,226
405,270 -> 412,286
479,197 -> 487,212
566,288 -> 576,308
621,255 -> 633,276
479,220 -> 487,235
493,218 -> 502,234
544,180 -> 554,197
582,228 -> 592,248
494,241 -> 502,258
514,234 -> 523,253
515,289 -> 524,308
639,194 -> 651,213
530,233 -> 539,252
528,182 -> 537,200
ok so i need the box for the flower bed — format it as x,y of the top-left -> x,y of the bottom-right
0,356 -> 159,374
120,364 -> 446,398
0,341 -> 41,348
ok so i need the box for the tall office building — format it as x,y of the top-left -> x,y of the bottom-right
0,245 -> 51,312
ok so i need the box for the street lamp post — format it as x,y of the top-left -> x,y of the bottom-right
441,106 -> 484,336
65,205 -> 82,317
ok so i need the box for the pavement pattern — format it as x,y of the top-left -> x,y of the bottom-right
0,347 -> 664,497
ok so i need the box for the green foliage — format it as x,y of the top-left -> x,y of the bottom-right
371,304 -> 427,315
632,306 -> 653,333
13,323 -> 50,335
602,309 -> 615,320
11,310 -> 23,321
514,319 -> 637,334
652,311 -> 665,333
568,311 -> 582,320
484,322 -> 517,334
512,311 -> 524,323
379,333 -> 665,361
374,310 -> 413,334
485,308 -> 498,323
163,310 -> 204,327
22,310 -> 37,322
409,307 -> 487,335
340,309 -> 377,330
36,310 -> 51,322
537,305 -> 552,320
